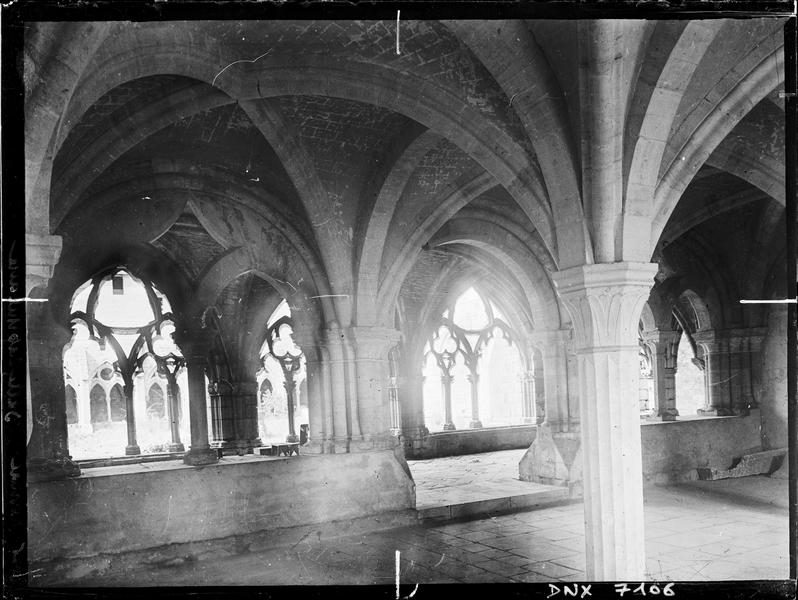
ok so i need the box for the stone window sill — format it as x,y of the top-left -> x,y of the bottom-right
640,413 -> 750,426
73,453 -> 296,479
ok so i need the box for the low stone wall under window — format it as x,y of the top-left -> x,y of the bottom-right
641,412 -> 763,484
28,449 -> 415,565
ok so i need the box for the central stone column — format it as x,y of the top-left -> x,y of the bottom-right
553,262 -> 657,581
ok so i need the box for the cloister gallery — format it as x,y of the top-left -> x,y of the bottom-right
15,13 -> 795,586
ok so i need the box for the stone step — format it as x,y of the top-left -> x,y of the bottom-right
696,448 -> 787,481
416,484 -> 570,522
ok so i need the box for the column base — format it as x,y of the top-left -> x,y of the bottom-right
469,420 -> 483,429
442,422 -> 456,431
168,443 -> 185,453
301,439 -> 326,454
182,447 -> 219,466
519,423 -> 582,495
28,457 -> 81,482
523,417 -> 536,424
210,440 -> 237,449
286,434 -> 299,443
657,408 -> 679,421
125,445 -> 141,456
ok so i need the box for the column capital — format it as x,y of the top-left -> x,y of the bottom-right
552,262 -> 658,350
348,326 -> 402,360
529,328 -> 572,349
692,329 -> 719,350
694,327 -> 767,353
640,328 -> 681,347
26,233 -> 62,294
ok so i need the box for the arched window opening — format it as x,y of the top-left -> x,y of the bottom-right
65,385 -> 78,425
421,287 -> 527,432
257,300 -> 307,444
63,268 -> 186,460
109,384 -> 126,422
147,384 -> 166,419
638,331 -> 656,418
89,384 -> 108,424
675,330 -> 706,415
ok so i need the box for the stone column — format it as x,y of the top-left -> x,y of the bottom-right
208,380 -> 260,452
293,328 -> 330,454
694,331 -> 733,416
521,369 -> 536,424
173,327 -> 218,465
552,262 -> 657,581
529,329 -> 574,432
208,381 -> 235,448
441,374 -> 456,430
234,381 -> 261,449
398,342 -> 427,456
162,367 -> 185,452
467,369 -> 482,428
283,373 -> 299,443
27,292 -> 80,481
519,328 -> 582,490
304,354 -> 328,453
726,328 -> 766,415
641,329 -> 681,421
532,346 -> 546,424
27,234 -> 81,481
122,377 -> 140,455
340,332 -> 362,441
326,326 -> 351,452
745,328 -> 766,410
349,326 -> 401,451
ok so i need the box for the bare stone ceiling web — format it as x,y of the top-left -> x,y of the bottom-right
151,211 -> 226,281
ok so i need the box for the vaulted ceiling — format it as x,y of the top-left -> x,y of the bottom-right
26,17 -> 790,341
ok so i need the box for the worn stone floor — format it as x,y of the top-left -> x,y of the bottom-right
35,449 -> 789,586
410,449 -> 569,519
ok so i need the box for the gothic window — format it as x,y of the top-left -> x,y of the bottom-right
65,385 -> 78,425
422,287 -> 526,432
90,384 -> 108,423
63,267 -> 185,460
638,332 -> 655,418
675,330 -> 706,415
147,384 -> 166,419
257,300 -> 306,443
109,384 -> 126,422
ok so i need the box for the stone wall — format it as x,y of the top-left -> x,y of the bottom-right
405,425 -> 537,460
28,450 -> 415,563
641,414 -> 762,484
521,414 -> 763,487
759,305 -> 788,450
